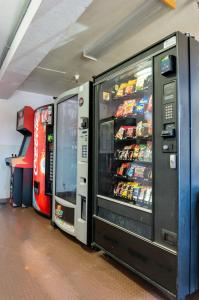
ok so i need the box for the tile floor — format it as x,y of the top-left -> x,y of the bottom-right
0,203 -> 198,300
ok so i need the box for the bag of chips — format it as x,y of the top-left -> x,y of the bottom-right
115,126 -> 125,140
138,144 -> 147,161
115,104 -> 124,118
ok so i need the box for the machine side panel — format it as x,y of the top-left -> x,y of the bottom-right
176,33 -> 191,299
23,168 -> 33,207
76,82 -> 91,245
189,37 -> 199,293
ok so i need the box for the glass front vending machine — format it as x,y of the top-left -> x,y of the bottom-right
52,82 -> 92,245
92,32 -> 199,300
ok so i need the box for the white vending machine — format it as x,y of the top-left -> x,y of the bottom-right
52,82 -> 92,245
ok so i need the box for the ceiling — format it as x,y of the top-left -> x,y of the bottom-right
20,0 -> 199,96
0,0 -> 92,99
0,0 -> 30,60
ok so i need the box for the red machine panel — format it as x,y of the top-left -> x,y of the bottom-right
12,106 -> 34,169
33,105 -> 53,217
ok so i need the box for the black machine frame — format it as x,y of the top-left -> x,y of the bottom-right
92,32 -> 199,299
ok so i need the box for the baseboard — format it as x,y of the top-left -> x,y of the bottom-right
0,198 -> 9,204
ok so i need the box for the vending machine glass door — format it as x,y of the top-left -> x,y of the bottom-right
96,59 -> 153,239
55,95 -> 78,204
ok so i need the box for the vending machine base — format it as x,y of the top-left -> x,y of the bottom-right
12,168 -> 33,207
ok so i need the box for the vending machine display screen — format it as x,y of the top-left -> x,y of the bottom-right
17,109 -> 24,129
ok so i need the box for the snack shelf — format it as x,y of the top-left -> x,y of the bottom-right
114,174 -> 152,183
100,116 -> 115,124
100,114 -> 148,124
113,195 -> 152,211
112,88 -> 152,101
113,158 -> 152,164
97,194 -> 152,213
114,114 -> 145,122
114,136 -> 152,143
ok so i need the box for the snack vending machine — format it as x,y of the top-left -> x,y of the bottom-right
92,32 -> 199,299
33,104 -> 54,217
52,82 -> 92,245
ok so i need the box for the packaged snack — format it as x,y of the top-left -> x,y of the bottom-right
121,183 -> 128,198
123,145 -> 134,160
144,141 -> 152,162
126,163 -> 135,178
115,149 -> 122,159
125,126 -> 136,139
133,144 -> 140,159
136,121 -> 152,137
133,187 -> 141,203
134,165 -> 146,178
136,76 -> 145,91
144,187 -> 152,207
128,150 -> 134,160
116,83 -> 128,97
136,121 -> 143,137
123,99 -> 136,116
134,102 -> 145,115
143,75 -> 152,90
127,185 -> 134,200
117,163 -> 130,176
114,182 -> 123,196
147,95 -> 152,112
149,192 -> 153,208
103,91 -> 110,101
137,187 -> 146,206
147,120 -> 152,136
115,126 -> 125,140
139,95 -> 149,105
138,144 -> 147,161
125,79 -> 137,95
148,168 -> 153,180
127,145 -> 135,160
115,104 -> 124,118
115,84 -> 119,91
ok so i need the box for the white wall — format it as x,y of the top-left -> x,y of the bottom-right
0,89 -> 52,199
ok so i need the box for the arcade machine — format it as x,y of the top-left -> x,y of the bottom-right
52,82 -> 92,246
5,106 -> 34,207
33,104 -> 54,217
92,32 -> 199,299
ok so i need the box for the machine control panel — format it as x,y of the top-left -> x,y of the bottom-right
45,130 -> 54,194
79,130 -> 88,162
49,150 -> 53,182
161,78 -> 177,153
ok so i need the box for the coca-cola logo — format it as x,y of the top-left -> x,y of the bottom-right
34,111 -> 39,176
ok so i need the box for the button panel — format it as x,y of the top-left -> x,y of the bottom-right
164,103 -> 173,120
82,145 -> 87,159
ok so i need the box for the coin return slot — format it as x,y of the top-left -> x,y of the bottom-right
81,196 -> 86,221
80,177 -> 86,184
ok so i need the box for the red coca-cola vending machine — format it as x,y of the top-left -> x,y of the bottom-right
33,104 -> 54,217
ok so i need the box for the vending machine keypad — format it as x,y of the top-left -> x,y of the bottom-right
49,151 -> 53,181
164,103 -> 173,120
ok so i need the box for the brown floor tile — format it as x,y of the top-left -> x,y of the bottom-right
0,203 -> 197,300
